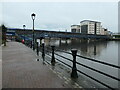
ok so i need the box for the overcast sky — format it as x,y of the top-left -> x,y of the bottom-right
1,2 -> 118,32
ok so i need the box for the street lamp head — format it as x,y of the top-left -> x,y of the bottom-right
23,25 -> 26,28
31,13 -> 36,20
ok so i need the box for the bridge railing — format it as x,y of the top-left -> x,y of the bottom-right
24,41 -> 119,90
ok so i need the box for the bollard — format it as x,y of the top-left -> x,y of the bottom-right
51,46 -> 55,66
42,43 -> 45,61
36,42 -> 39,56
30,41 -> 32,48
33,42 -> 35,51
40,38 -> 42,46
71,49 -> 78,78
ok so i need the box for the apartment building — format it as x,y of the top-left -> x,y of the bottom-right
80,20 -> 102,35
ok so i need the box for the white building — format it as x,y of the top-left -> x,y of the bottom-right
80,20 -> 102,35
71,25 -> 80,33
101,28 -> 109,35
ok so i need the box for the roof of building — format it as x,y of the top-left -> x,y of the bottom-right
80,20 -> 101,23
71,25 -> 80,27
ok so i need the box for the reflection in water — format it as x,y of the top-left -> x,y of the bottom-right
44,38 -> 108,58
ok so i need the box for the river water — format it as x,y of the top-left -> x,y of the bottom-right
38,38 -> 119,88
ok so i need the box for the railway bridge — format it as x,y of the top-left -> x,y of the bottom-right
8,28 -> 111,41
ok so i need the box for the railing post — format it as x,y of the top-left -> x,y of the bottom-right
71,49 -> 78,78
36,42 -> 39,56
42,43 -> 45,61
51,46 -> 55,66
40,38 -> 42,46
33,43 -> 35,51
30,41 -> 32,48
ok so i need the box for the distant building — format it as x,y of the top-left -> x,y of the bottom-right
101,28 -> 110,35
71,25 -> 80,33
80,20 -> 102,35
101,28 -> 109,35
103,28 -> 112,35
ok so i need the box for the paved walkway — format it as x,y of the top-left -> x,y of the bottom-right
2,41 -> 72,88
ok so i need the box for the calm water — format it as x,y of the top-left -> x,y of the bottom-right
38,39 -> 119,88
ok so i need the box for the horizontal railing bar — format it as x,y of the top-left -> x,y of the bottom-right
55,58 -> 72,68
76,54 -> 120,69
55,52 -> 120,81
76,61 -> 120,81
46,46 -> 52,50
44,54 -> 51,65
77,69 -> 114,90
54,53 -> 73,62
55,48 -> 120,69
55,49 -> 72,54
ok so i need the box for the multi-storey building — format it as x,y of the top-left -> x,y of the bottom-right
71,25 -> 80,33
80,20 -> 102,35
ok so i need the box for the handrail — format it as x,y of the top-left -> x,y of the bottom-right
76,54 -> 120,69
55,49 -> 120,69
54,53 -> 73,62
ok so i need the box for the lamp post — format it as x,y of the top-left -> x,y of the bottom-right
23,24 -> 26,42
31,13 -> 36,50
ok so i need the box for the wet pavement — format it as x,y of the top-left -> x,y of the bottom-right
2,41 -> 75,88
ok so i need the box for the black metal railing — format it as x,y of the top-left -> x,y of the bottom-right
24,41 -> 119,90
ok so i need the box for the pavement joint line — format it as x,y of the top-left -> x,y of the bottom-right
68,78 -> 71,81
64,81 -> 69,85
78,86 -> 83,88
58,75 -> 62,79
63,76 -> 67,80
75,82 -> 80,87
49,68 -> 52,71
66,79 -> 70,82
74,86 -> 78,88
52,70 -> 56,74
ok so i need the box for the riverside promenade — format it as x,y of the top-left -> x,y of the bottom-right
2,41 -> 74,88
